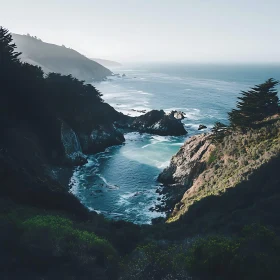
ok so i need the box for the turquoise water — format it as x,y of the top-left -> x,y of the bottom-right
70,63 -> 280,224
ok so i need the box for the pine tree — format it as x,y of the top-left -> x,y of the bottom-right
229,78 -> 279,128
0,26 -> 21,67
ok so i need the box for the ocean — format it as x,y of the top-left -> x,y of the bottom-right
70,63 -> 280,224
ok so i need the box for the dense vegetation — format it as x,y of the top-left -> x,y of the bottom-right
1,26 -> 280,279
229,78 -> 279,128
121,224 -> 280,280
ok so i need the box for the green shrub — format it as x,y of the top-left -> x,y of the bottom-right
120,242 -> 191,280
22,215 -> 118,278
185,236 -> 239,279
185,224 -> 280,280
23,215 -> 116,258
208,150 -> 217,165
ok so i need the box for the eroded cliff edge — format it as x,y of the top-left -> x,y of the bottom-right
159,117 -> 280,229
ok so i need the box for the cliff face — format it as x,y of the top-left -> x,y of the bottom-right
159,118 -> 280,225
158,133 -> 214,185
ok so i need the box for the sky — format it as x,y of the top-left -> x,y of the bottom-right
1,0 -> 280,63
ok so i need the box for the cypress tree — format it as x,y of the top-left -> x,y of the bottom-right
229,78 -> 279,128
0,26 -> 21,67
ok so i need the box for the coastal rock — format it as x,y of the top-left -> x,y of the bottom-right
158,133 -> 214,185
60,120 -> 87,166
131,109 -> 147,114
159,118 -> 280,223
130,110 -> 187,136
198,124 -> 207,130
79,124 -> 125,154
169,110 -> 185,120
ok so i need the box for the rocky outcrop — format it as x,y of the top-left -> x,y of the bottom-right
198,124 -> 207,130
78,124 -> 125,154
60,108 -> 187,157
60,120 -> 87,166
169,110 -> 185,120
159,118 -> 280,223
158,133 -> 214,185
129,110 -> 187,136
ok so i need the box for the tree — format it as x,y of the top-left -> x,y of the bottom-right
229,78 -> 279,128
0,26 -> 21,66
210,122 -> 230,142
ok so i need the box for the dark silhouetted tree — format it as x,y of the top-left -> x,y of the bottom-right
229,78 -> 279,128
0,26 -> 21,66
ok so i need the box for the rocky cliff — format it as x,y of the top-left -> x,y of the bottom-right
129,110 -> 187,136
158,133 -> 214,185
159,117 -> 280,226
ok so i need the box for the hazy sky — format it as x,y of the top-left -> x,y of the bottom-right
2,0 -> 280,63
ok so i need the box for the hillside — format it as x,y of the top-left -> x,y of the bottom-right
12,33 -> 112,81
91,58 -> 122,67
159,116 -> 280,230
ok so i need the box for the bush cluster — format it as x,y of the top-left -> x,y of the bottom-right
121,224 -> 280,280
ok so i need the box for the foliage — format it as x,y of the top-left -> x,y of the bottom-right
0,26 -> 103,132
0,27 -> 21,65
0,205 -> 120,280
44,73 -> 103,131
23,215 -> 117,260
120,242 -> 192,280
207,149 -> 217,165
121,224 -> 280,280
186,224 -> 280,280
211,121 -> 230,142
229,78 -> 279,128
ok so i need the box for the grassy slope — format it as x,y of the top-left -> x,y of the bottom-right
169,117 -> 280,223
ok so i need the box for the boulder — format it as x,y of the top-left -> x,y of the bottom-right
198,124 -> 207,130
169,110 -> 185,120
130,110 -> 187,136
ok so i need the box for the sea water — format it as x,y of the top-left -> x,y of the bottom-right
70,63 -> 280,224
